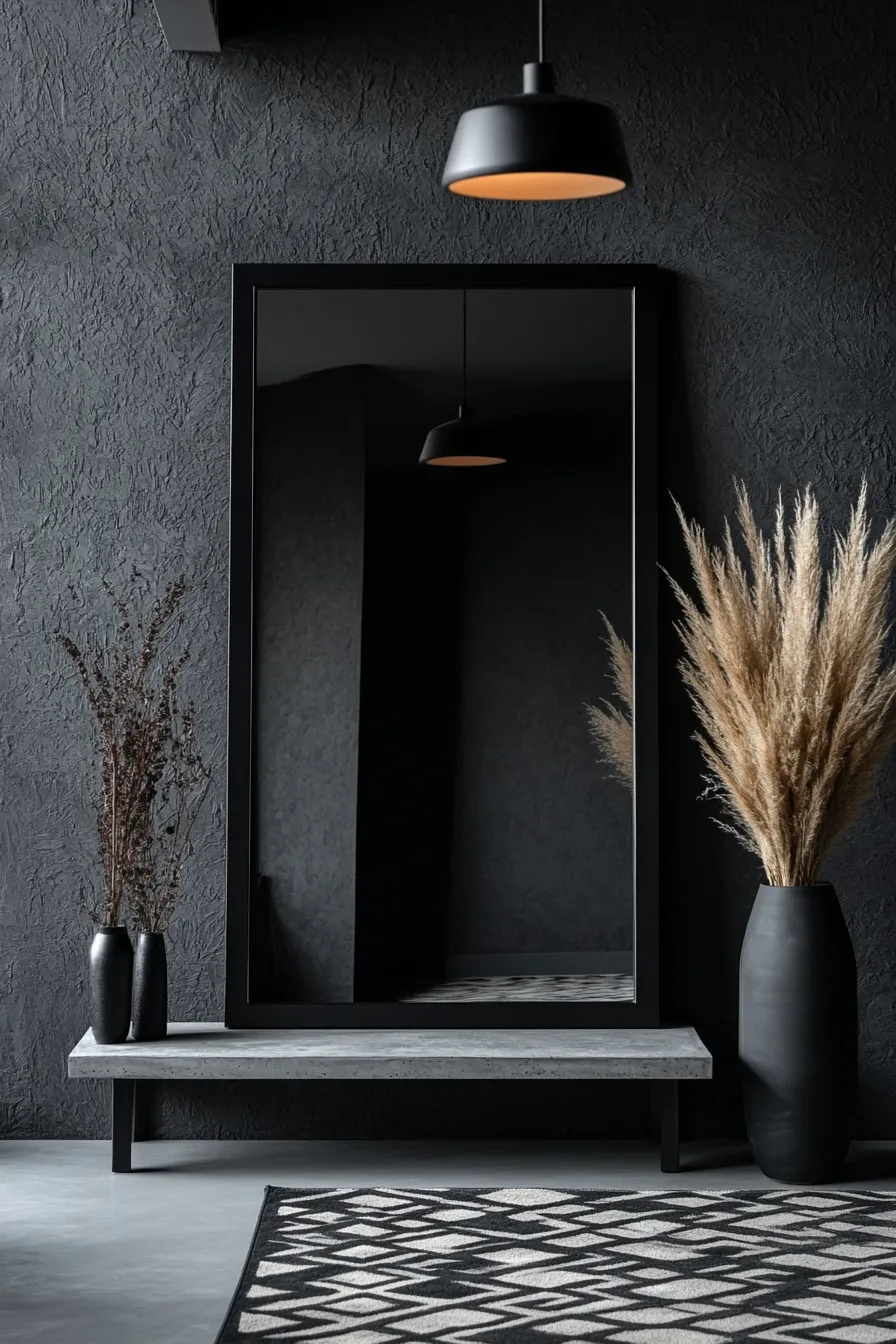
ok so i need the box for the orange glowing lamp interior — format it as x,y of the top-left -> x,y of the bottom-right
448,171 -> 627,201
424,454 -> 507,467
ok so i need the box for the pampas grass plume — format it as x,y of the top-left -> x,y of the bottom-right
668,482 -> 896,886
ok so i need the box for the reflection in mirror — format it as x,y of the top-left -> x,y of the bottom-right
251,287 -> 634,1004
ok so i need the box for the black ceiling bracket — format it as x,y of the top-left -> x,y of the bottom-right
152,1 -> 221,53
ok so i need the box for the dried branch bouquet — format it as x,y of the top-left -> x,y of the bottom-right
128,695 -> 211,934
667,483 -> 896,886
56,576 -> 209,930
585,614 -> 634,786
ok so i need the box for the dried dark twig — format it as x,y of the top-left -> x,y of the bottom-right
56,575 -> 207,930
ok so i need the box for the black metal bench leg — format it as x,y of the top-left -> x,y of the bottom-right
652,1075 -> 679,1171
112,1080 -> 135,1173
656,1080 -> 680,1173
133,1080 -> 149,1142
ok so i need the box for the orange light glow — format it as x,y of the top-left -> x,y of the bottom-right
424,454 -> 507,467
448,171 -> 627,200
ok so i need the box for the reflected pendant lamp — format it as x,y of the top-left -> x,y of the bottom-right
442,0 -> 631,201
420,290 -> 506,467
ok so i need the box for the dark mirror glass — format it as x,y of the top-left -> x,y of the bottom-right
251,286 -> 635,1004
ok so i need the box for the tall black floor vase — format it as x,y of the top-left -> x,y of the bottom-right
89,926 -> 133,1045
740,883 -> 857,1183
132,932 -> 168,1042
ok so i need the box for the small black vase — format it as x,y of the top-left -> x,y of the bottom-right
132,932 -> 168,1041
740,883 -> 857,1183
90,926 -> 133,1045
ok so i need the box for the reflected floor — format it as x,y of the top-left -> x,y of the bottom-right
401,973 -> 634,1003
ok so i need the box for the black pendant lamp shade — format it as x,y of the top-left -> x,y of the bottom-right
442,4 -> 631,201
420,292 -> 506,467
420,405 -> 504,467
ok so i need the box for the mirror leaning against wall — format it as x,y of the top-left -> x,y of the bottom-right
225,265 -> 658,1028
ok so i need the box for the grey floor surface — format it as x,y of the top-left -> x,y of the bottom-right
4,1139 -> 896,1344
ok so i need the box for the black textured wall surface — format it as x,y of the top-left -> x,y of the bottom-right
450,468 -> 633,959
1,0 -> 894,1139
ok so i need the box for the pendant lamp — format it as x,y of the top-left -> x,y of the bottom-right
420,291 -> 506,467
442,0 -> 631,201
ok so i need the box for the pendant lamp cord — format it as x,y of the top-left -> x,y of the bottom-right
538,0 -> 545,62
462,288 -> 467,408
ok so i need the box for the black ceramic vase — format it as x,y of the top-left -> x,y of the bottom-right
132,932 -> 168,1042
740,882 -> 857,1183
89,926 -> 133,1045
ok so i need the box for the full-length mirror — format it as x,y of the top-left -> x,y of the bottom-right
226,265 -> 657,1028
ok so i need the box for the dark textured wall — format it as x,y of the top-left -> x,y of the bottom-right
1,0 -> 894,1139
451,467 -> 633,959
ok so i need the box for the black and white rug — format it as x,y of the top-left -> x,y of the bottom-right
217,1186 -> 896,1342
400,974 -> 634,1003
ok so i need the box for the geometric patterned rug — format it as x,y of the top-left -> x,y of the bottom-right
401,975 -> 634,1003
216,1187 -> 896,1342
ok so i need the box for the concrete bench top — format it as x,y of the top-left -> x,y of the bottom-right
68,1024 -> 712,1081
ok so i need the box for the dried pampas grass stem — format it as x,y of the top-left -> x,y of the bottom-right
585,614 -> 634,786
668,482 -> 896,886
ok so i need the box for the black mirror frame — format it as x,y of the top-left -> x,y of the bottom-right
225,263 -> 658,1029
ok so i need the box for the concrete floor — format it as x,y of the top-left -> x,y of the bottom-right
4,1140 -> 896,1344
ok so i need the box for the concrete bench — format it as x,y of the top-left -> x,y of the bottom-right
68,1023 -> 712,1173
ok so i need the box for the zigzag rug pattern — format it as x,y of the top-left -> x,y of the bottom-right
401,974 -> 634,1003
217,1186 -> 896,1343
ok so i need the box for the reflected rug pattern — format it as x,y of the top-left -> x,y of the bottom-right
217,1186 -> 896,1342
401,974 -> 634,1003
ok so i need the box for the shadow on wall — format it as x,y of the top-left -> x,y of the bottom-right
218,0 -> 425,42
657,269 -> 751,1139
